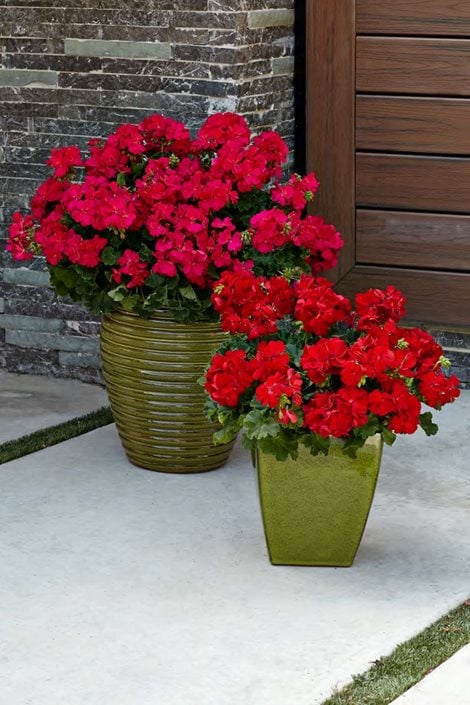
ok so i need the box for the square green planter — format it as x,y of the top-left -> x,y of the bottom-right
256,435 -> 383,566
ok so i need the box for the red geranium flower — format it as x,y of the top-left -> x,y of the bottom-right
293,215 -> 343,274
418,371 -> 460,409
355,286 -> 406,331
256,368 -> 303,409
252,340 -> 290,382
250,209 -> 290,254
194,112 -> 251,151
271,172 -> 320,211
46,145 -> 82,178
6,212 -> 35,261
205,350 -> 254,407
303,387 -> 369,438
294,275 -> 351,335
112,249 -> 149,289
300,338 -> 348,384
387,381 -> 422,434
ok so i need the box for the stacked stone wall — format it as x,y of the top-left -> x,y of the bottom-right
0,1 -> 295,381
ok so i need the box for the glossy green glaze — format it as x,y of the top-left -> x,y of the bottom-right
256,435 -> 383,566
101,309 -> 234,473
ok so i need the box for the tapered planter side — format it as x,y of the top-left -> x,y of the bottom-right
101,309 -> 234,473
256,435 -> 383,566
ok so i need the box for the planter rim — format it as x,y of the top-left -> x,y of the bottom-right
104,307 -> 219,325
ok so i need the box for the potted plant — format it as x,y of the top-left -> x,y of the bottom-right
203,270 -> 461,565
6,112 -> 343,473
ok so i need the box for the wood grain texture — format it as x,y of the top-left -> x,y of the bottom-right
356,96 -> 470,155
337,265 -> 470,326
356,154 -> 470,213
356,209 -> 470,270
357,38 -> 470,96
306,0 -> 356,278
357,0 -> 470,36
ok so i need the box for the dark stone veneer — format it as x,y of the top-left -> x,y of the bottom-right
0,1 -> 295,383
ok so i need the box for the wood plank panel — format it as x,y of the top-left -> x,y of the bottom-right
356,154 -> 470,213
357,0 -> 470,36
356,96 -> 470,155
337,266 -> 470,326
357,38 -> 470,96
306,0 -> 356,278
356,210 -> 470,270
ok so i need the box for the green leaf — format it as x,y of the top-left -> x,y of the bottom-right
101,247 -> 119,266
107,285 -> 127,302
213,426 -> 237,445
302,433 -> 331,456
357,416 -> 379,439
203,399 -> 219,424
50,266 -> 76,288
382,427 -> 397,446
179,285 -> 198,301
243,409 -> 280,441
253,419 -> 280,440
419,412 -> 439,437
341,436 -> 366,459
116,172 -> 127,187
121,294 -> 139,311
259,438 -> 296,462
245,428 -> 300,461
51,281 -> 69,296
144,274 -> 161,290
286,341 -> 302,366
212,416 -> 242,445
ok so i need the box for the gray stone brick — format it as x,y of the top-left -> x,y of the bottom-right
0,69 -> 58,87
3,268 -> 50,287
6,330 -> 100,353
59,351 -> 102,369
0,314 -> 62,333
271,55 -> 295,75
428,329 -> 470,350
64,39 -> 171,60
64,320 -> 101,337
3,344 -> 59,374
247,9 -> 294,29
0,298 -> 4,314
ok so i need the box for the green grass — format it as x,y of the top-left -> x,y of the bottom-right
321,600 -> 470,705
0,405 -> 114,465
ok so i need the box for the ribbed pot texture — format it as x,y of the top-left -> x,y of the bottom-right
101,309 -> 234,473
256,435 -> 383,566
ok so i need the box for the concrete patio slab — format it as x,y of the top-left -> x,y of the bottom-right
1,392 -> 469,705
0,371 -> 107,444
390,644 -> 470,705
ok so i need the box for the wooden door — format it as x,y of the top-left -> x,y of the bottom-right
306,0 -> 470,326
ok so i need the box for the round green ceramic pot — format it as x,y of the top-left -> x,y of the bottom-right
101,309 -> 234,473
256,435 -> 383,566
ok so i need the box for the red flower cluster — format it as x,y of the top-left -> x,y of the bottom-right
212,269 -> 295,339
204,350 -> 253,408
6,112 -> 343,319
213,271 -> 351,339
7,213 -> 35,261
205,273 -> 460,454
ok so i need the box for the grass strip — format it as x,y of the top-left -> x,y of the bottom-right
0,405 -> 114,465
322,599 -> 470,705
